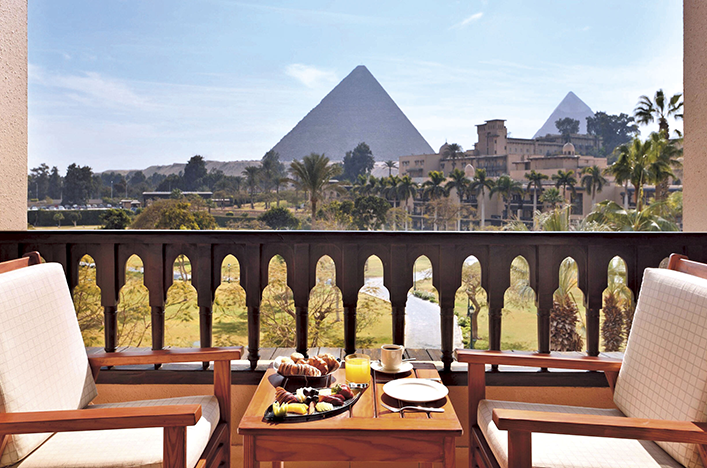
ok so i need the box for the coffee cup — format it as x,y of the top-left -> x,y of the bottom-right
381,344 -> 404,371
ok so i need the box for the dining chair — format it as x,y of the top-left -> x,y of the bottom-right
458,253 -> 707,468
0,252 -> 241,468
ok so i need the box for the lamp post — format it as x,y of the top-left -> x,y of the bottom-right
467,296 -> 475,349
226,263 -> 231,283
110,180 -> 114,200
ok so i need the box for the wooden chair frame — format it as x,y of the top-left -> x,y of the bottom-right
457,253 -> 707,468
0,253 -> 242,468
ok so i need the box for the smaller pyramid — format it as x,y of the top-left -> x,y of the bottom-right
533,92 -> 594,138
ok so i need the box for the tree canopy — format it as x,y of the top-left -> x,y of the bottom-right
555,118 -> 580,143
586,112 -> 639,158
342,142 -> 375,182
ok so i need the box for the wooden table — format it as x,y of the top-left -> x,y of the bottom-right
238,362 -> 462,467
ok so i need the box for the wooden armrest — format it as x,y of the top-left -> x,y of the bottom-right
0,405 -> 202,435
456,350 -> 622,372
88,347 -> 242,367
492,409 -> 707,444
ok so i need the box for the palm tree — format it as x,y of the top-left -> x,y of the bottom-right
396,176 -> 418,230
468,168 -> 495,228
602,257 -> 634,352
550,258 -> 584,351
490,174 -> 523,220
580,165 -> 607,208
647,132 -> 682,201
605,147 -> 633,209
634,89 -> 683,136
445,169 -> 471,230
539,187 -> 563,209
422,171 -> 449,230
442,143 -> 463,172
524,170 -> 549,216
242,166 -> 260,209
384,160 -> 397,177
289,153 -> 342,228
551,170 -> 577,204
585,200 -> 679,231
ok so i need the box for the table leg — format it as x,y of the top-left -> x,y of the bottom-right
243,435 -> 257,468
271,463 -> 284,468
420,464 -> 433,468
443,437 -> 456,468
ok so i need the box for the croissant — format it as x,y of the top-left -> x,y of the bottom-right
279,361 -> 322,377
307,356 -> 328,374
274,386 -> 298,404
320,353 -> 338,371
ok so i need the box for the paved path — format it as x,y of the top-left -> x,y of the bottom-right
363,277 -> 463,349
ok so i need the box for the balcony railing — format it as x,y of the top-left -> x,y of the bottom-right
0,230 -> 702,370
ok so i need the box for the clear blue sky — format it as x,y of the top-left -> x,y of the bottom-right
29,0 -> 683,172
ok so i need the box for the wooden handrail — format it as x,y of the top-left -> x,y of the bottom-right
0,230 -> 701,370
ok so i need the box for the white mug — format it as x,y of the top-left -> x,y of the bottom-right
381,344 -> 404,371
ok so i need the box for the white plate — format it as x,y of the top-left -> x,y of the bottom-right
371,361 -> 414,374
383,378 -> 449,403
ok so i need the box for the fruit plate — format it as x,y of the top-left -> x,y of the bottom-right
263,391 -> 362,423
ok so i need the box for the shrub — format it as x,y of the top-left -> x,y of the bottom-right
258,207 -> 300,230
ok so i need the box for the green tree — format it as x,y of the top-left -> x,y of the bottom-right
539,187 -> 563,209
442,143 -> 463,172
646,132 -> 682,201
580,165 -> 608,208
68,211 -> 81,227
421,171 -> 448,230
100,209 -> 132,229
183,155 -> 208,191
342,142 -> 375,182
634,89 -> 683,136
48,166 -> 62,200
606,145 -> 633,209
352,195 -> 391,230
261,150 -> 286,207
28,163 -> 50,200
445,169 -> 470,230
289,153 -> 342,228
524,170 -> 549,215
468,168 -> 495,228
384,160 -> 397,177
396,175 -> 418,230
242,166 -> 261,209
258,207 -> 300,230
585,200 -> 679,231
586,112 -> 639,158
555,117 -> 580,143
63,163 -> 94,205
490,175 -> 523,220
53,212 -> 64,227
552,169 -> 577,204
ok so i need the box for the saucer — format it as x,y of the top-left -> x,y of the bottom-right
371,361 -> 413,374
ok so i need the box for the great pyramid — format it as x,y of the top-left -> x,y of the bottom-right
271,65 -> 434,161
533,91 -> 595,138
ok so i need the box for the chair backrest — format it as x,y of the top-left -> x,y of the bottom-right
0,260 -> 97,467
613,255 -> 707,468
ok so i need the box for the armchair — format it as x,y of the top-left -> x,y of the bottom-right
458,254 -> 707,468
0,253 -> 242,468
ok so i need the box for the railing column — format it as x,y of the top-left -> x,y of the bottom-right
440,307 -> 455,371
295,305 -> 309,356
488,308 -> 502,351
247,306 -> 260,370
343,303 -> 357,356
104,306 -> 117,352
151,306 -> 165,350
391,304 -> 405,346
199,306 -> 213,348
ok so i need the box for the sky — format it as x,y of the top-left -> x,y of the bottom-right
28,0 -> 684,173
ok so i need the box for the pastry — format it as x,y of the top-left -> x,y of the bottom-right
307,356 -> 329,374
274,386 -> 298,404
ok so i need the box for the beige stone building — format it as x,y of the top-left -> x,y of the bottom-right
400,119 -> 627,225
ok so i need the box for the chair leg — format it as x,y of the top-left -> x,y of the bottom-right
164,426 -> 187,468
507,431 -> 531,468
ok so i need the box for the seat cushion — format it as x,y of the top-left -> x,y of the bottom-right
14,395 -> 220,468
0,263 -> 97,467
614,267 -> 707,468
478,399 -> 683,468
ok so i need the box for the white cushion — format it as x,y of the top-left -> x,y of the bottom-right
614,268 -> 707,468
0,263 -> 97,467
478,399 -> 683,468
14,395 -> 220,468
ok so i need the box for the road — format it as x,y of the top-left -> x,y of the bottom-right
363,277 -> 464,349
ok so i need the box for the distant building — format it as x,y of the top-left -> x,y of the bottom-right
142,192 -> 212,206
399,119 -> 624,226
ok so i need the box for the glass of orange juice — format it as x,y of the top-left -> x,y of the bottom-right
345,353 -> 371,388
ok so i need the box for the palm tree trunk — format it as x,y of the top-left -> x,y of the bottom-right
311,198 -> 317,229
532,188 -> 537,214
405,205 -> 409,231
480,194 -> 486,228
434,206 -> 438,231
623,183 -> 628,210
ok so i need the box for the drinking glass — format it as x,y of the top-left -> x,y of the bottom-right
344,353 -> 371,388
